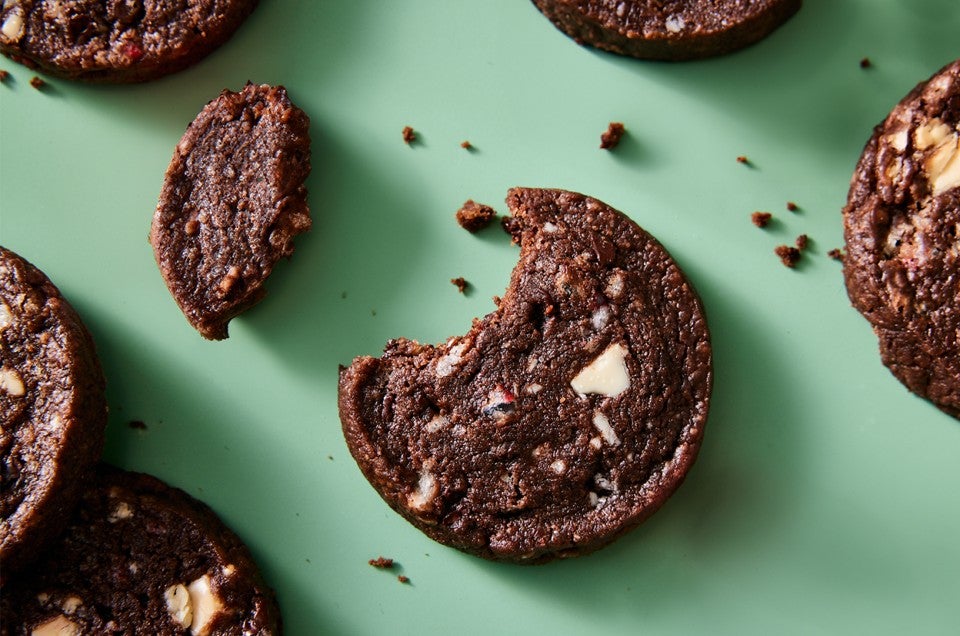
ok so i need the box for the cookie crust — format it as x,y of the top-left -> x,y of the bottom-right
842,60 -> 960,417
0,0 -> 258,83
531,0 -> 801,61
150,83 -> 311,340
0,246 -> 106,585
339,188 -> 712,563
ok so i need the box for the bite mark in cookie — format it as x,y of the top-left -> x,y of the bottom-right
339,187 -> 712,563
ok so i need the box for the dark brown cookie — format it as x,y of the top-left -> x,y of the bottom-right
339,187 -> 712,563
1,464 -> 281,635
842,59 -> 960,417
0,247 -> 106,586
531,0 -> 801,61
0,0 -> 258,83
150,83 -> 311,340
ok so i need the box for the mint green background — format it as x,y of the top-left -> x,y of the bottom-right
2,1 -> 958,634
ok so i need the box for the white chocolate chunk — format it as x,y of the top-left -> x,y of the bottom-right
664,15 -> 685,32
1,9 -> 23,43
0,367 -> 25,396
407,468 -> 438,511
525,383 -> 542,395
591,305 -> 611,330
61,596 -> 82,613
915,118 -> 952,150
542,221 -> 558,233
926,135 -> 960,195
436,342 -> 467,378
887,128 -> 909,152
31,616 -> 79,636
108,501 -> 134,522
187,574 -> 223,636
425,414 -> 448,433
571,343 -> 630,398
550,459 -> 566,474
591,412 -> 620,446
0,300 -> 12,329
164,584 -> 193,629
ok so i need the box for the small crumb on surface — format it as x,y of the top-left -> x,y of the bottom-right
600,122 -> 625,150
369,557 -> 394,569
775,245 -> 802,268
451,277 -> 468,294
460,140 -> 473,150
128,420 -> 147,430
795,234 -> 809,251
0,70 -> 8,83
456,199 -> 496,232
751,212 -> 773,228
860,57 -> 872,69
828,248 -> 845,261
736,155 -> 751,165
786,201 -> 799,212
30,76 -> 45,90
397,575 -> 410,584
402,126 -> 416,144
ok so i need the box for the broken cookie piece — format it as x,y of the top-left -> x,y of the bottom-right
842,59 -> 960,417
339,187 -> 712,563
1,465 -> 280,634
150,83 -> 311,340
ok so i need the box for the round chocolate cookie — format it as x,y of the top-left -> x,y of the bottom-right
339,188 -> 712,563
150,83 -> 311,340
531,0 -> 801,61
0,0 -> 258,83
1,464 -> 281,635
0,246 -> 106,585
842,60 -> 960,418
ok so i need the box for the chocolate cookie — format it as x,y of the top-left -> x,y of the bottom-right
0,246 -> 106,585
0,0 -> 258,83
150,83 -> 311,340
842,60 -> 960,417
339,188 -> 712,563
531,0 -> 801,61
1,464 -> 281,634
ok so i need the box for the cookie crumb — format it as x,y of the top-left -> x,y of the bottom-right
774,245 -> 801,268
402,126 -> 416,145
751,212 -> 773,228
368,557 -> 394,569
736,155 -> 751,165
451,277 -> 469,293
397,575 -> 410,584
460,140 -> 473,150
795,234 -> 809,251
828,248 -> 845,262
600,122 -> 625,150
0,70 -> 8,83
860,57 -> 872,69
128,420 -> 147,430
456,200 -> 496,233
786,201 -> 799,212
30,76 -> 45,90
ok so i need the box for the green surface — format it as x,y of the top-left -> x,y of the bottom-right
2,1 -> 959,634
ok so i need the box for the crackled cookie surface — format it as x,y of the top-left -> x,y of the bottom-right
150,83 -> 311,340
0,0 -> 258,82
339,188 -> 712,563
1,465 -> 280,635
0,246 -> 106,585
531,0 -> 801,60
843,60 -> 960,417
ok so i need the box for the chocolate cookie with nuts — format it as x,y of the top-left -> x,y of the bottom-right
0,0 -> 258,83
842,59 -> 960,417
0,246 -> 106,586
150,83 -> 311,340
531,0 -> 801,61
1,464 -> 281,634
339,188 -> 712,563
